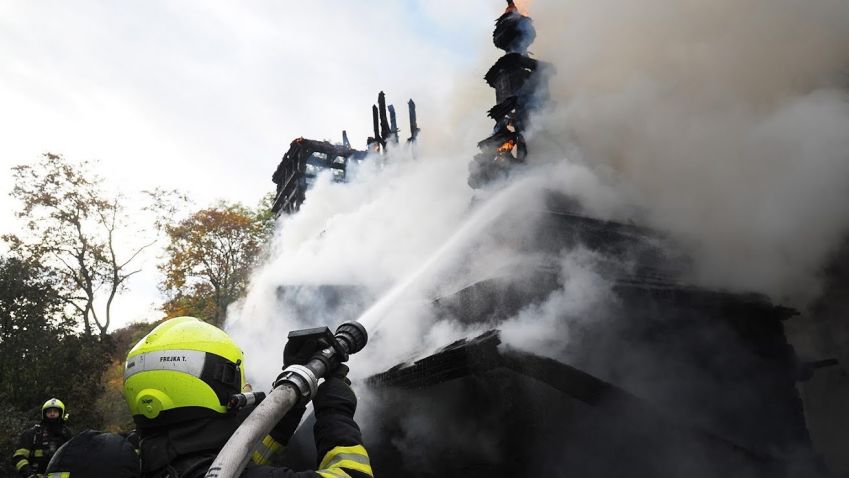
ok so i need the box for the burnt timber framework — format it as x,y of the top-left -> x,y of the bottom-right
271,92 -> 419,215
271,138 -> 362,215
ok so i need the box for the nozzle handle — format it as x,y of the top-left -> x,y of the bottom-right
274,321 -> 369,403
206,321 -> 368,478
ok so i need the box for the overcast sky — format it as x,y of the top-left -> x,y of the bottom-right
0,0 -> 502,326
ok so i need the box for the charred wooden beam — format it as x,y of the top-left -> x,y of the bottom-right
407,99 -> 420,144
372,104 -> 380,144
378,91 -> 391,145
388,104 -> 399,144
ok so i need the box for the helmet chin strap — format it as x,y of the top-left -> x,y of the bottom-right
43,417 -> 62,430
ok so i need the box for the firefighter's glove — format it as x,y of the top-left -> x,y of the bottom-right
314,364 -> 356,419
270,404 -> 308,446
283,336 -> 329,368
328,363 -> 352,384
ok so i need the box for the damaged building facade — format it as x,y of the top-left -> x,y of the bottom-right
357,202 -> 817,477
270,1 -> 838,477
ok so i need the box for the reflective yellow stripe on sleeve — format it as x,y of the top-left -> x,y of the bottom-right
15,459 -> 30,471
318,444 -> 373,477
13,447 -> 30,458
250,435 -> 283,465
48,473 -> 71,478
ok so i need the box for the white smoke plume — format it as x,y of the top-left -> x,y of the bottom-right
226,145 -> 622,387
226,149 -> 469,386
499,247 -> 615,360
226,0 -> 849,388
221,2 -> 849,474
528,0 -> 849,305
224,150 -> 628,472
218,0 -> 849,419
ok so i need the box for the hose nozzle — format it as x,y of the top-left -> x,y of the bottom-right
335,321 -> 368,355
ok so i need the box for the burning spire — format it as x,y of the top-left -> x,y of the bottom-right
468,0 -> 551,189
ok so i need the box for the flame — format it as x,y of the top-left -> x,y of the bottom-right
506,0 -> 531,15
507,0 -> 531,16
497,139 -> 516,153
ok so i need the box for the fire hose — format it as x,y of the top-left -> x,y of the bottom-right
204,321 -> 368,478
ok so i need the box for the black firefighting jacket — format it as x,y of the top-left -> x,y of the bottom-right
138,377 -> 372,478
13,422 -> 73,476
45,430 -> 141,478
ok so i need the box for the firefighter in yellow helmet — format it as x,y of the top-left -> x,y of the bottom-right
12,398 -> 73,477
123,316 -> 373,478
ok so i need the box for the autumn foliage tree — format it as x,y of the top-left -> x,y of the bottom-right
161,202 -> 271,325
6,153 -> 155,338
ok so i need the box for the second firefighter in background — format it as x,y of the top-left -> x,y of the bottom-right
13,398 -> 73,477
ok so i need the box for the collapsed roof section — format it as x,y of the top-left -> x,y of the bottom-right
271,138 -> 363,215
271,92 -> 419,215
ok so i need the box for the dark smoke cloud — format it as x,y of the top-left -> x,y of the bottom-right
529,0 -> 849,305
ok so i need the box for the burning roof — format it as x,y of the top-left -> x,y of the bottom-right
468,0 -> 552,189
271,92 -> 419,215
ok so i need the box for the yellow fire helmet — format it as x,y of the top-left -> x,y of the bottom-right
123,316 -> 245,428
42,397 -> 68,421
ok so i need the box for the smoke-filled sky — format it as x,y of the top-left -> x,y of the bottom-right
221,0 -> 849,389
3,0 -> 849,335
214,6 -> 849,473
531,0 -> 849,304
